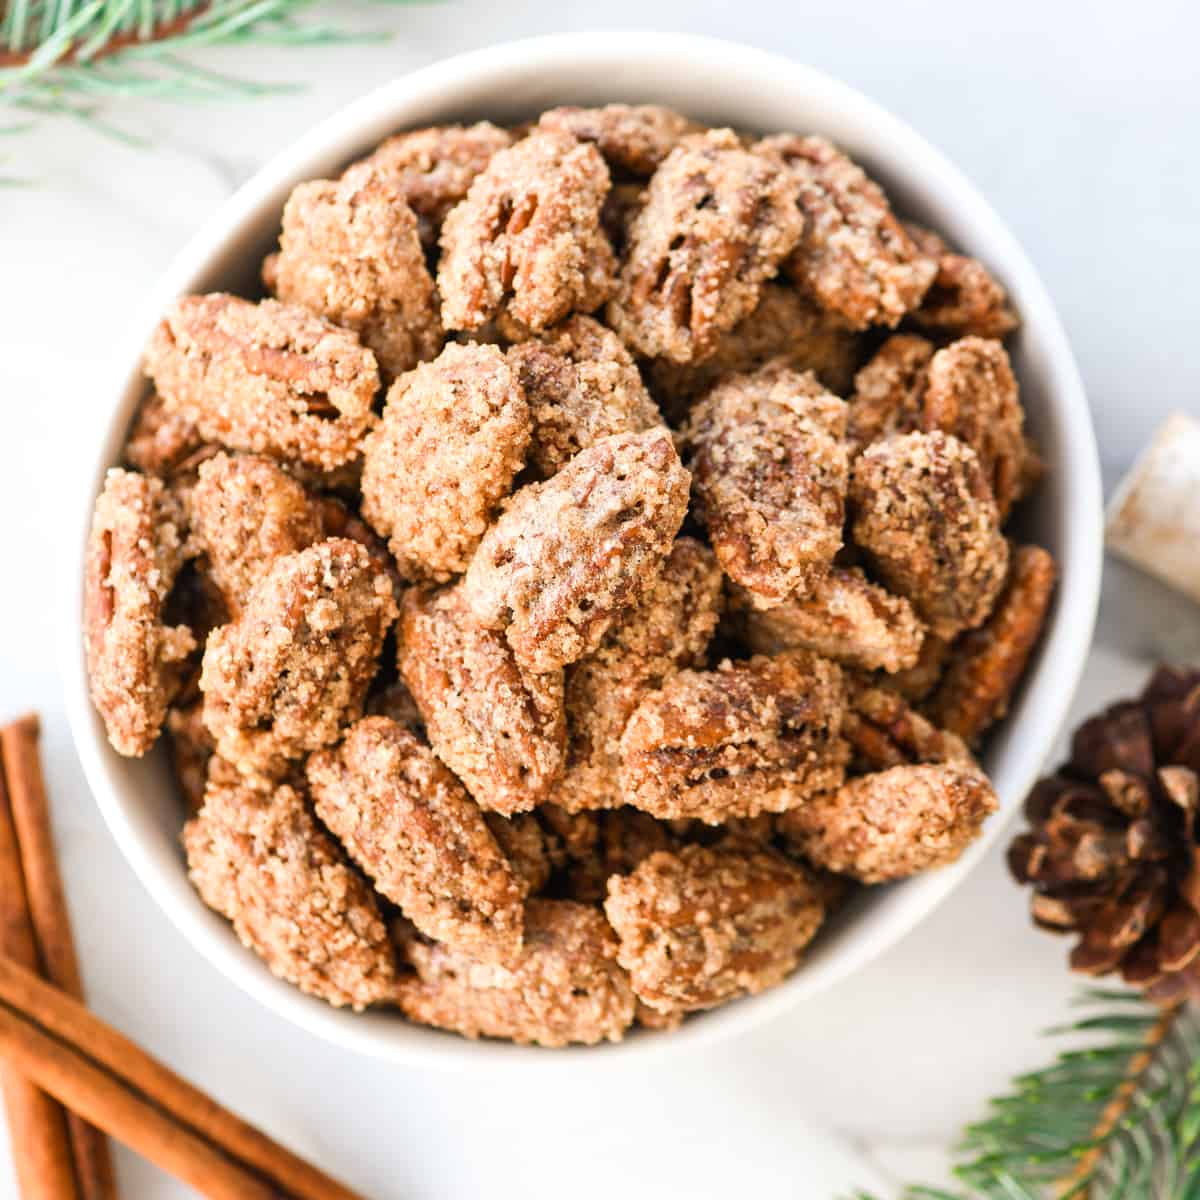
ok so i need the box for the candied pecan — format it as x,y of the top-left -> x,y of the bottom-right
397,585 -> 566,815
843,686 -> 970,772
761,134 -> 936,330
778,760 -> 997,882
607,130 -> 804,363
846,334 -> 934,454
618,651 -> 849,823
394,899 -> 635,1046
307,717 -> 524,962
537,104 -> 699,177
506,315 -> 661,477
184,770 -> 394,1009
562,809 -> 678,903
686,361 -> 848,606
926,544 -> 1057,743
464,427 -> 691,673
557,538 -> 723,812
438,129 -> 616,333
604,841 -> 825,1014
166,699 -> 214,816
123,391 -> 213,479
484,812 -> 553,895
143,294 -> 379,471
922,336 -> 1026,519
185,453 -> 325,615
850,430 -> 1009,639
647,284 -> 861,421
600,181 -> 645,254
360,342 -> 530,582
365,678 -> 425,732
731,567 -> 925,673
879,633 -> 953,703
355,122 -> 513,250
200,539 -> 396,775
85,469 -> 195,757
271,160 -> 442,378
905,222 -> 1018,340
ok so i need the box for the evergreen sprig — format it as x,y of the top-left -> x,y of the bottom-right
856,990 -> 1200,1200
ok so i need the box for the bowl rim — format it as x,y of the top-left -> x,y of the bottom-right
61,30 -> 1104,1067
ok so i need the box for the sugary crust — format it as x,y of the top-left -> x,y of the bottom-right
200,539 -> 397,775
185,453 -> 325,616
687,361 -> 849,606
647,284 -> 861,421
397,585 -> 566,815
537,104 -> 700,177
618,651 -> 849,823
731,566 -> 925,673
484,812 -> 553,895
464,428 -> 691,673
360,342 -> 530,582
905,223 -> 1019,340
365,678 -> 425,733
557,538 -> 724,812
438,129 -> 617,332
144,294 -> 379,471
926,544 -> 1057,743
607,130 -> 804,363
355,122 -> 513,250
271,161 -> 443,378
846,334 -> 934,454
604,842 -> 825,1014
306,717 -> 525,962
123,391 -> 213,479
878,633 -> 953,703
395,899 -> 636,1046
777,760 -> 997,882
843,685 -> 970,772
761,134 -> 936,330
850,431 -> 1009,639
506,315 -> 662,477
165,699 -> 214,816
183,770 -> 395,1009
85,469 -> 195,757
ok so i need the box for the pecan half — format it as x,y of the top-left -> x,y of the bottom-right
123,390 -> 214,479
165,699 -> 214,816
537,104 -> 700,177
846,334 -> 935,454
843,686 -> 970,772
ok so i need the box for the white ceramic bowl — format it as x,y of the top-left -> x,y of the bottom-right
63,32 -> 1103,1065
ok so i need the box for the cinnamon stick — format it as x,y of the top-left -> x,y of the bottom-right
0,955 -> 365,1200
0,715 -> 116,1200
0,767 -> 80,1200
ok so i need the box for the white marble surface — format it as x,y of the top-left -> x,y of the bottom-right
2,3 -> 1199,1196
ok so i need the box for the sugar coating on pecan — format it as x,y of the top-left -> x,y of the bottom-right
166,699 -> 214,816
85,469 -> 195,757
185,453 -> 325,616
397,585 -> 566,815
537,104 -> 700,177
144,294 -> 379,471
878,633 -> 953,704
271,161 -> 443,378
850,430 -> 1009,639
846,334 -> 934,454
365,678 -> 425,733
604,841 -> 825,1014
686,361 -> 849,607
184,770 -> 394,1009
123,391 -> 213,479
731,566 -> 925,674
464,427 -> 691,673
761,135 -> 936,330
777,760 -> 997,882
607,130 -> 804,363
562,809 -> 680,904
618,651 -> 849,823
360,342 -> 530,583
843,685 -> 970,773
200,538 -> 396,775
905,223 -> 1018,340
306,717 -> 524,962
395,899 -> 636,1047
922,336 -> 1026,519
506,315 -> 662,478
484,811 -> 553,895
558,538 -> 724,812
647,284 -> 862,421
926,544 -> 1057,743
355,122 -> 513,250
438,129 -> 617,333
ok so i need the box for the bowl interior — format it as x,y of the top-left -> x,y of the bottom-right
63,33 -> 1102,1065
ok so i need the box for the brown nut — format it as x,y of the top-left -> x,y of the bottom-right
604,841 -> 825,1014
307,717 -> 525,962
687,361 -> 849,607
843,685 -> 970,772
483,811 -> 554,895
464,427 -> 691,673
537,104 -> 700,177
165,699 -> 214,817
123,391 -> 213,479
846,334 -> 935,454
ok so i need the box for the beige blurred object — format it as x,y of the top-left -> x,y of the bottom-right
1106,412 -> 1200,607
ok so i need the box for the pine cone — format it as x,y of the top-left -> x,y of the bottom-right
1009,665 -> 1200,1004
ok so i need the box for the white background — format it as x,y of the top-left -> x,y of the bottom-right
2,1 -> 1199,1195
